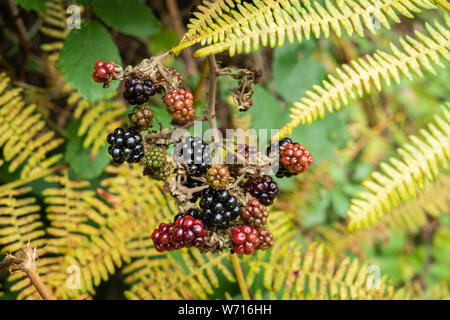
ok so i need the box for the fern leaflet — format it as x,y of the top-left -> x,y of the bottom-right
347,104 -> 449,231
275,16 -> 450,140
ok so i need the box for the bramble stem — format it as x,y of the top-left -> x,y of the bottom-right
207,55 -> 220,142
230,254 -> 251,300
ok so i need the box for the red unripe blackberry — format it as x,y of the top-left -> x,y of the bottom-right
96,67 -> 108,78
165,89 -> 195,125
173,215 -> 207,248
231,225 -> 260,255
129,105 -> 154,131
280,143 -> 314,174
173,208 -> 203,223
92,72 -> 103,83
257,227 -> 274,250
151,222 -> 176,252
244,176 -> 279,206
206,164 -> 230,189
94,60 -> 104,69
241,198 -> 269,228
104,62 -> 115,74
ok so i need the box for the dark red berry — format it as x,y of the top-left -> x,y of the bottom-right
172,215 -> 207,248
231,225 -> 260,255
151,222 -> 176,252
257,227 -> 274,250
244,176 -> 279,206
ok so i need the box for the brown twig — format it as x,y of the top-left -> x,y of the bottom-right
207,55 -> 220,142
0,247 -> 55,300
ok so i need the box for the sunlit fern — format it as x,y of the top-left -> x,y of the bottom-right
244,241 -> 407,299
174,0 -> 438,57
347,104 -> 449,231
314,174 -> 449,259
0,73 -> 64,178
0,187 -> 46,253
274,16 -> 450,139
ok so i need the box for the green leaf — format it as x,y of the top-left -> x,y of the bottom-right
59,21 -> 121,103
273,40 -> 326,104
65,120 -> 110,180
13,0 -> 47,11
92,0 -> 160,38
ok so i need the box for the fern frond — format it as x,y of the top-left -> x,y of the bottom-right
0,187 -> 46,253
39,0 -> 69,62
0,73 -> 64,178
174,0 -> 437,57
246,241 -> 401,299
275,17 -> 450,139
347,104 -> 449,231
76,99 -> 126,154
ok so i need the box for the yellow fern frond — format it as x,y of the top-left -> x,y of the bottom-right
0,188 -> 46,253
275,17 -> 450,139
77,99 -> 126,154
347,104 -> 449,231
247,241 -> 401,300
39,0 -> 69,62
174,0 -> 437,57
0,73 -> 64,178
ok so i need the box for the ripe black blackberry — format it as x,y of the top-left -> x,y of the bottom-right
123,77 -> 157,105
183,177 -> 206,203
129,105 -> 154,131
173,136 -> 211,176
173,208 -> 204,223
244,176 -> 279,206
144,146 -> 166,169
107,127 -> 144,164
199,188 -> 241,229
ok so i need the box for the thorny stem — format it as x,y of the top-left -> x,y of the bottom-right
230,254 -> 252,300
0,247 -> 55,300
207,55 -> 220,142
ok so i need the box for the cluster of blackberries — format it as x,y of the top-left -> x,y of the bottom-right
107,127 -> 144,164
123,77 -> 157,105
173,136 -> 212,176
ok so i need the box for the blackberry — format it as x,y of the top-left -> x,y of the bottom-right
168,67 -> 187,89
231,225 -> 260,255
123,77 -> 157,105
280,143 -> 314,174
148,165 -> 172,181
257,227 -> 274,250
129,105 -> 154,131
172,215 -> 207,248
244,176 -> 279,206
165,89 -> 195,125
267,137 -> 295,178
151,222 -> 177,252
241,198 -> 269,228
144,146 -> 166,169
199,188 -> 241,229
173,208 -> 203,223
183,177 -> 206,202
173,136 -> 212,177
107,127 -> 144,164
206,164 -> 230,189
